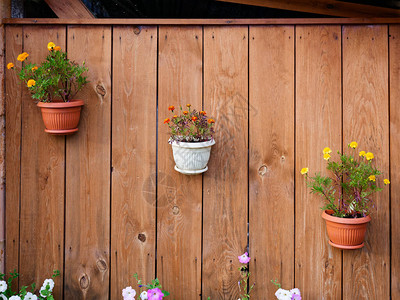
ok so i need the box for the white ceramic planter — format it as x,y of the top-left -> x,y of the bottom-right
171,140 -> 215,175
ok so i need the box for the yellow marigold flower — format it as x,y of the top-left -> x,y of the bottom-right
183,111 -> 188,115
17,52 -> 29,62
7,62 -> 14,69
368,175 -> 376,182
172,115 -> 177,119
163,118 -> 170,124
359,151 -> 366,157
31,66 -> 38,71
27,79 -> 36,87
323,147 -> 332,154
323,153 -> 331,161
207,118 -> 215,124
365,152 -> 374,161
349,141 -> 358,149
47,42 -> 55,51
186,104 -> 191,108
200,111 -> 206,115
384,179 -> 390,185
300,167 -> 308,175
54,46 -> 61,51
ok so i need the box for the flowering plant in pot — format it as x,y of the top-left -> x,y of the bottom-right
301,141 -> 390,249
164,104 -> 215,175
7,42 -> 88,135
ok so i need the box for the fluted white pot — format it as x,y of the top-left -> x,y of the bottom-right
171,140 -> 215,175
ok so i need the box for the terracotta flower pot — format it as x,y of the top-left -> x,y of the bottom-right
37,99 -> 84,135
322,210 -> 371,250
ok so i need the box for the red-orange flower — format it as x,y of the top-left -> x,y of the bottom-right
183,111 -> 188,115
172,115 -> 177,119
192,116 -> 198,121
164,118 -> 170,124
208,119 -> 215,124
200,111 -> 206,115
168,105 -> 175,112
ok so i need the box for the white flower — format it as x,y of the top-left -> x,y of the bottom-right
9,296 -> 21,300
122,286 -> 136,300
140,291 -> 148,300
41,278 -> 55,291
290,288 -> 301,295
0,280 -> 7,293
0,295 -> 7,300
24,292 -> 38,300
275,288 -> 292,300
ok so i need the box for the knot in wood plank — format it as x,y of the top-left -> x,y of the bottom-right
96,259 -> 108,271
172,205 -> 180,215
258,165 -> 268,176
96,84 -> 106,96
79,273 -> 90,290
133,27 -> 141,35
138,233 -> 146,242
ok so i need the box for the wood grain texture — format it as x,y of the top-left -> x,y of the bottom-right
64,25 -> 111,299
342,25 -> 390,300
203,26 -> 248,299
111,26 -> 157,299
44,0 -> 94,18
157,26 -> 203,300
390,24 -> 400,300
295,25 -> 342,299
249,25 -> 294,297
19,26 -> 65,298
5,25 -> 22,285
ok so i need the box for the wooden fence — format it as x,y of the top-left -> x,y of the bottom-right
4,19 -> 400,299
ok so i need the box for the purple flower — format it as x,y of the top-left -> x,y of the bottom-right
147,288 -> 165,300
291,294 -> 301,300
238,252 -> 251,264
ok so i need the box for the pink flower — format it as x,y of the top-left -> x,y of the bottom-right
238,252 -> 251,264
148,288 -> 164,300
292,295 -> 301,300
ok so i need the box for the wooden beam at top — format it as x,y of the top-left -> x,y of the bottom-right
44,0 -> 94,18
216,0 -> 400,17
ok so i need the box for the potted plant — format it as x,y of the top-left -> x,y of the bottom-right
301,142 -> 390,249
164,104 -> 215,175
7,42 -> 88,135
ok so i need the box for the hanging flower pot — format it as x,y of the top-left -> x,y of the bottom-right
322,210 -> 371,249
7,42 -> 89,135
37,100 -> 84,135
165,104 -> 215,175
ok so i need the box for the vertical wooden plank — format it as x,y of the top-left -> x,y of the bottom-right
203,26 -> 248,299
111,26 -> 157,298
295,25 -> 342,299
5,25 -> 22,284
65,25 -> 111,299
390,24 -> 400,300
342,25 -> 390,300
249,25 -> 294,297
19,26 -> 65,298
157,26 -> 202,300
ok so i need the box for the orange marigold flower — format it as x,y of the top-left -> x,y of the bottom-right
172,115 -> 177,119
168,105 -> 175,112
27,79 -> 36,87
186,104 -> 191,108
32,66 -> 38,71
17,52 -> 29,62
54,46 -> 61,51
200,111 -> 206,115
7,62 -> 14,69
192,116 -> 198,121
208,118 -> 215,124
183,111 -> 188,115
164,118 -> 170,124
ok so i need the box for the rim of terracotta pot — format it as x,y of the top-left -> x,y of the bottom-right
170,139 -> 216,148
37,99 -> 84,108
322,209 -> 371,224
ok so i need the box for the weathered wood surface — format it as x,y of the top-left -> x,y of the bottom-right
342,25 -> 390,300
111,25 -> 157,299
390,24 -> 400,300
5,25 -> 22,289
249,25 -> 295,297
64,25 -> 112,299
3,23 -> 398,300
203,26 -> 248,299
19,26 -> 65,298
295,25 -> 342,300
157,26 -> 203,299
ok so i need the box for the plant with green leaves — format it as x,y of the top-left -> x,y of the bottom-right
301,141 -> 390,218
0,270 -> 60,300
122,273 -> 170,300
7,42 -> 88,103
